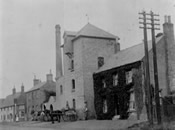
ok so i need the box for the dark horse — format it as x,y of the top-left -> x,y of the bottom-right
42,105 -> 64,123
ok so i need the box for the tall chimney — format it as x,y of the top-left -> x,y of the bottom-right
21,83 -> 24,93
55,24 -> 63,79
163,15 -> 175,93
46,70 -> 53,83
12,87 -> 16,95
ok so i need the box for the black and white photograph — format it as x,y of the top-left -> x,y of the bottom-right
0,0 -> 175,129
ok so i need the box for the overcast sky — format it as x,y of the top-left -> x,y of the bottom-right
0,0 -> 175,98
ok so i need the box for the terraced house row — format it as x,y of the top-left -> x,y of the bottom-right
0,71 -> 56,122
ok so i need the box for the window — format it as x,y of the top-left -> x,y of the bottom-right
103,99 -> 108,113
60,85 -> 63,94
126,70 -> 133,84
129,92 -> 135,112
73,99 -> 76,109
71,59 -> 74,71
72,79 -> 75,91
102,79 -> 106,88
21,111 -> 24,117
98,57 -> 104,68
113,74 -> 118,86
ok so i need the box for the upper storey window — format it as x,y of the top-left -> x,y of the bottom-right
126,70 -> 133,84
113,74 -> 118,86
65,52 -> 74,71
102,79 -> 106,88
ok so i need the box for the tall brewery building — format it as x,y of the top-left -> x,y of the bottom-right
55,23 -> 120,119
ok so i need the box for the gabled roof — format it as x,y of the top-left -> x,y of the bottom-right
26,82 -> 46,93
0,92 -> 21,108
63,31 -> 77,38
73,23 -> 119,40
97,35 -> 163,73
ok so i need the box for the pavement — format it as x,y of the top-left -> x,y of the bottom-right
0,119 -> 146,130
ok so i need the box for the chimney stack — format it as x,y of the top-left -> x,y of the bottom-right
21,83 -> 24,93
33,75 -> 40,86
114,42 -> 120,53
12,87 -> 16,95
46,70 -> 53,83
55,24 -> 63,79
163,15 -> 175,93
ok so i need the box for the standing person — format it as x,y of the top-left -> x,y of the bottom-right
84,102 -> 88,120
50,104 -> 54,124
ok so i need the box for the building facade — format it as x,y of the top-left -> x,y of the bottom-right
0,85 -> 26,122
26,71 -> 56,120
93,16 -> 175,120
55,23 -> 120,119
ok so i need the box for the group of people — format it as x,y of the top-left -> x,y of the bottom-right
34,101 -> 89,124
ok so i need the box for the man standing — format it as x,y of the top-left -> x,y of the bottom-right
50,104 -> 54,124
84,102 -> 88,120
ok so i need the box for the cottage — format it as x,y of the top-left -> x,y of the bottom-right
93,16 -> 175,120
26,71 -> 56,120
0,85 -> 26,122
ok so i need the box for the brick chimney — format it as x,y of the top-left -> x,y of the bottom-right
21,83 -> 24,93
33,75 -> 40,86
114,42 -> 120,53
46,70 -> 53,83
55,24 -> 63,80
163,15 -> 175,93
12,87 -> 16,95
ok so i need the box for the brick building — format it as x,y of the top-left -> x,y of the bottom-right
0,85 -> 26,122
93,16 -> 175,120
26,71 -> 56,120
55,23 -> 120,119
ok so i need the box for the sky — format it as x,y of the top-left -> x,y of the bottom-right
0,0 -> 175,98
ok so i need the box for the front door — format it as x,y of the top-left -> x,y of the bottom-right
114,95 -> 120,115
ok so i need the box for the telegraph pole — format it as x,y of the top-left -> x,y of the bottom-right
139,10 -> 162,124
139,11 -> 153,125
149,11 -> 162,124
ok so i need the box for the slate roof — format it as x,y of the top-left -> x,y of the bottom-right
0,99 -> 5,108
0,92 -> 21,108
64,31 -> 77,37
74,23 -> 119,40
97,35 -> 163,73
26,81 -> 46,93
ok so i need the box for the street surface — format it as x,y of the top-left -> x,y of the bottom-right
0,119 -> 142,130
0,125 -> 54,130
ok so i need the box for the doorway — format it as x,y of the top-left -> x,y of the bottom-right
114,95 -> 120,115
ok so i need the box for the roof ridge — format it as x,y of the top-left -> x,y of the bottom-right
97,35 -> 164,73
74,23 -> 118,40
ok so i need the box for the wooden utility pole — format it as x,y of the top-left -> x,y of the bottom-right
139,11 -> 153,125
149,11 -> 162,124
